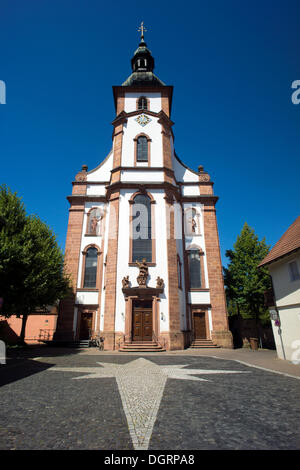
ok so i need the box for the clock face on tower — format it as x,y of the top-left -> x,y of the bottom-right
135,114 -> 152,127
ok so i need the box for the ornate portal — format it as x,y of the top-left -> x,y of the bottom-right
121,259 -> 164,297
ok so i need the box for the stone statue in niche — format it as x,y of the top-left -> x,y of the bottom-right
156,277 -> 164,289
185,208 -> 199,235
191,217 -> 197,233
89,209 -> 103,235
136,258 -> 148,287
90,216 -> 98,234
122,276 -> 130,288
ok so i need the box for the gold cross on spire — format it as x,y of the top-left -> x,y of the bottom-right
138,21 -> 147,40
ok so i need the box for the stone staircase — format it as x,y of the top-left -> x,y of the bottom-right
189,339 -> 220,349
119,340 -> 165,352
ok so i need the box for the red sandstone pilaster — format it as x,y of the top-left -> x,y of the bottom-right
164,194 -> 184,350
102,190 -> 120,350
203,201 -> 233,348
56,185 -> 86,340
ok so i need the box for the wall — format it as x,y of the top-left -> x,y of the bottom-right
270,253 -> 300,307
0,313 -> 58,344
268,253 -> 300,361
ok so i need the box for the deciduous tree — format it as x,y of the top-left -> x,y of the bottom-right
0,185 -> 70,343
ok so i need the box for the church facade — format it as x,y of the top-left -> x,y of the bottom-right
56,33 -> 232,351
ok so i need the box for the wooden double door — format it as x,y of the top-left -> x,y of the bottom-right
193,311 -> 207,339
132,300 -> 152,341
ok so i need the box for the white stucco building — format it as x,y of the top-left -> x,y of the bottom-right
260,215 -> 300,362
55,33 -> 232,351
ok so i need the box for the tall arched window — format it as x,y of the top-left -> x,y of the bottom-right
137,136 -> 148,162
83,247 -> 98,288
132,194 -> 152,262
138,96 -> 148,110
187,249 -> 202,289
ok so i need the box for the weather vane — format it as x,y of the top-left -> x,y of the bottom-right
138,21 -> 147,40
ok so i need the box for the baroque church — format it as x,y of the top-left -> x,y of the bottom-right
55,26 -> 233,351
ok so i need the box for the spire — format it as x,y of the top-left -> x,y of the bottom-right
121,23 -> 165,87
131,22 -> 154,73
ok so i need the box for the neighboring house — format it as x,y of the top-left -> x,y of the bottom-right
55,33 -> 233,351
259,216 -> 300,362
0,306 -> 58,344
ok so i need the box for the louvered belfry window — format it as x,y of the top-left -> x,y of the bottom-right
138,96 -> 148,110
137,136 -> 148,162
83,247 -> 98,288
132,194 -> 152,262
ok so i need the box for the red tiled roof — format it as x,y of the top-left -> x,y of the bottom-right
259,215 -> 300,267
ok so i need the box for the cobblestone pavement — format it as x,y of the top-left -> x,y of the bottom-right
0,352 -> 299,450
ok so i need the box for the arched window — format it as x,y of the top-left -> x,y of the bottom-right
132,194 -> 152,262
134,134 -> 151,166
138,96 -> 148,110
187,249 -> 202,289
83,247 -> 98,288
137,136 -> 148,162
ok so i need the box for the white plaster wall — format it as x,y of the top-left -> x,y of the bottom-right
268,253 -> 300,361
75,291 -> 99,305
269,254 -> 300,308
87,151 -> 113,182
182,185 -> 200,196
114,189 -> 169,334
270,306 -> 300,361
124,92 -> 162,113
99,200 -> 112,332
121,115 -> 163,167
171,151 -> 199,183
86,184 -> 106,196
121,170 -> 164,182
188,291 -> 211,305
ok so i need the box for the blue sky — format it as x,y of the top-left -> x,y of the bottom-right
1,0 -> 299,265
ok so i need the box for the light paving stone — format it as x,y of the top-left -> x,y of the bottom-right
49,357 -> 250,450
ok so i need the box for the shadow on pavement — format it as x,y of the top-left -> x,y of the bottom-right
0,358 -> 56,387
0,345 -> 83,387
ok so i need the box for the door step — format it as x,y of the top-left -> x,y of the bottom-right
189,339 -> 220,349
119,341 -> 165,352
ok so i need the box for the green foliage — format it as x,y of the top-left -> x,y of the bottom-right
0,185 -> 71,339
223,222 -> 271,322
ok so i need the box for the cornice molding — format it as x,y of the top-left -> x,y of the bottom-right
67,195 -> 107,205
